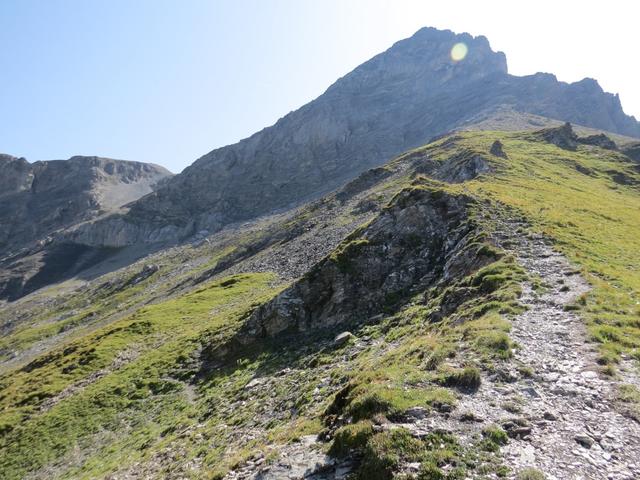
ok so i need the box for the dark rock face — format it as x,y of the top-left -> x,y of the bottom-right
77,27 -> 639,248
433,150 -> 492,183
577,134 -> 617,150
0,243 -> 119,301
536,122 -> 579,150
490,140 -> 508,158
0,155 -> 172,257
0,154 -> 34,196
622,143 -> 640,162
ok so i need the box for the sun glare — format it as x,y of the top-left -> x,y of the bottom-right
450,42 -> 468,61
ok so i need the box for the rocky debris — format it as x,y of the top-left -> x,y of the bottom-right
117,264 -> 159,290
403,407 -> 430,421
433,150 -> 492,183
490,139 -> 508,158
574,434 -> 595,449
502,419 -> 532,439
107,358 -> 359,480
577,133 -> 618,150
183,160 -> 416,290
336,167 -> 394,203
244,377 -> 265,390
191,229 -> 211,246
219,339 -> 380,480
225,436 -> 354,480
392,215 -> 640,479
209,203 -> 377,285
333,332 -> 354,347
106,430 -> 205,480
537,122 -> 579,150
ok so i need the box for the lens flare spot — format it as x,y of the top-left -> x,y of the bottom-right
451,42 -> 468,62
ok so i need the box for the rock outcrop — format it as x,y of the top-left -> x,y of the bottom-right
536,122 -> 579,150
535,123 -> 623,153
490,140 -> 508,158
230,187 -> 494,348
622,142 -> 640,162
578,133 -> 618,150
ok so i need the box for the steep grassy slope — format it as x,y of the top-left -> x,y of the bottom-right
0,273 -> 281,479
0,127 -> 639,479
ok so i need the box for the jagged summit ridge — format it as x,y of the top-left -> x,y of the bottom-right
322,27 -> 508,97
4,27 -> 640,305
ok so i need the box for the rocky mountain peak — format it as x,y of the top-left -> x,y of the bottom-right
570,77 -> 607,96
3,19 -> 640,480
325,27 -> 508,97
0,154 -> 172,259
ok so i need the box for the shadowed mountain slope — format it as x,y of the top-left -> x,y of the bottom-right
0,155 -> 172,299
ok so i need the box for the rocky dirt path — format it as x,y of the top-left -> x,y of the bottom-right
224,435 -> 353,480
398,217 -> 640,479
496,220 -> 640,479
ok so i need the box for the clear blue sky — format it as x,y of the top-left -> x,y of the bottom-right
1,0 -> 638,173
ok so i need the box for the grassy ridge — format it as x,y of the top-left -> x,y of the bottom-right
449,132 -> 640,366
321,243 -> 526,479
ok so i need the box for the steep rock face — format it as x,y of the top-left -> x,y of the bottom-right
74,27 -> 639,249
0,155 -> 172,256
578,133 -> 618,150
494,75 -> 638,137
